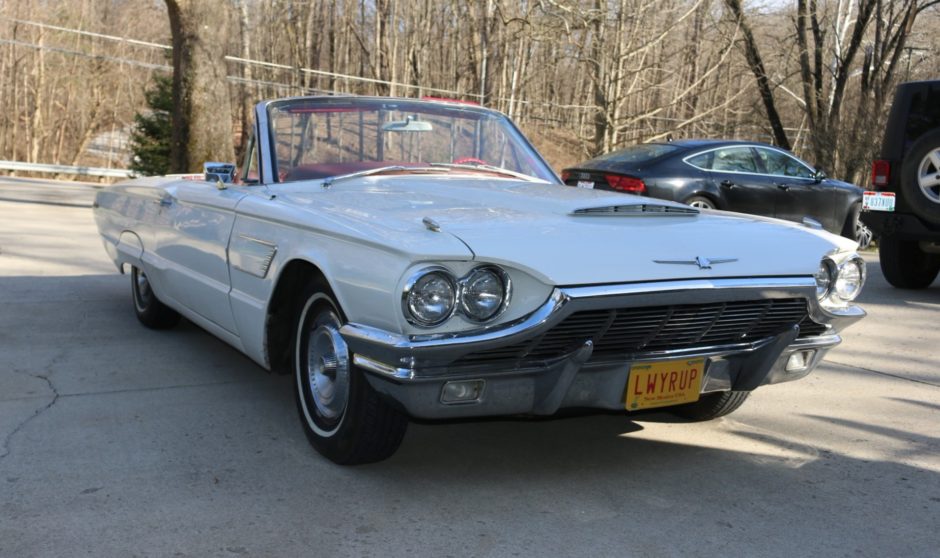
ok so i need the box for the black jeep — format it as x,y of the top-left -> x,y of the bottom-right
865,80 -> 940,288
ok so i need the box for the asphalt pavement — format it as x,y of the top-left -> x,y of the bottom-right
1,176 -> 938,557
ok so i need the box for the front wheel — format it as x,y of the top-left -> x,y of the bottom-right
131,266 -> 180,329
670,391 -> 750,421
879,235 -> 940,289
293,285 -> 408,464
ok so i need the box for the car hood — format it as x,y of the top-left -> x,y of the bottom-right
274,175 -> 852,285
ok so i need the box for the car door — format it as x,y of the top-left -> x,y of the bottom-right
151,180 -> 251,333
687,146 -> 776,216
754,147 -> 836,230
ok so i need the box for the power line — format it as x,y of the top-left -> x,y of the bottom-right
0,39 -> 171,71
0,16 -> 171,50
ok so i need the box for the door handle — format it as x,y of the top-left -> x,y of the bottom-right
155,197 -> 173,207
776,184 -> 790,191
720,180 -> 735,188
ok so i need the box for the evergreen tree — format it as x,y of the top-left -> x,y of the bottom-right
128,74 -> 173,176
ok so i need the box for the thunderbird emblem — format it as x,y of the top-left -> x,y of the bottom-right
653,256 -> 738,270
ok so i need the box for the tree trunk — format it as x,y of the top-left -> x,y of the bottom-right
165,0 -> 235,173
724,0 -> 791,150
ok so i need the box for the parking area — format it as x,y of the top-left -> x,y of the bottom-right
1,177 -> 938,557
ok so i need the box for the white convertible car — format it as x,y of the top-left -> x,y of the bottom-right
94,96 -> 866,464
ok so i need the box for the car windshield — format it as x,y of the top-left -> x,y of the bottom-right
265,98 -> 557,183
590,143 -> 680,164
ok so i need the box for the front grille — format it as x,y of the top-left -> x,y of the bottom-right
454,298 -> 826,367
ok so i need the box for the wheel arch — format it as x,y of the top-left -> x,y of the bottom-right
266,258 -> 342,375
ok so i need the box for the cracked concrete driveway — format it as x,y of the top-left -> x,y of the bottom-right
1,177 -> 938,557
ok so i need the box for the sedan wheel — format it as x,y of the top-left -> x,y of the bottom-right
841,204 -> 873,250
293,284 -> 408,464
131,266 -> 180,329
684,195 -> 716,210
854,220 -> 873,250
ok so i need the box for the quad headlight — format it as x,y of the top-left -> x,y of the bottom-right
815,259 -> 836,299
403,268 -> 457,326
816,253 -> 866,307
834,256 -> 865,301
460,266 -> 510,321
403,265 -> 511,327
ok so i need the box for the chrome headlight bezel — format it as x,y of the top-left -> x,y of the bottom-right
815,258 -> 836,300
818,253 -> 866,309
402,266 -> 458,327
834,255 -> 866,302
459,265 -> 512,323
402,264 -> 512,328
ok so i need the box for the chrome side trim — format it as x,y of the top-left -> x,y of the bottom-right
230,234 -> 278,278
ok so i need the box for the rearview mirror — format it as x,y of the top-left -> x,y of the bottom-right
381,116 -> 432,132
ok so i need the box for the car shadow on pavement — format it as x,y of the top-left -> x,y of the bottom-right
3,275 -> 938,557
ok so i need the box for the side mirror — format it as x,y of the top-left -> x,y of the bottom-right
812,169 -> 827,183
204,162 -> 237,188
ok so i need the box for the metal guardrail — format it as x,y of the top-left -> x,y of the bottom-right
0,160 -> 134,178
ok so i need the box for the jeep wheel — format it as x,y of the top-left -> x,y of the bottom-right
901,129 -> 940,224
879,235 -> 940,289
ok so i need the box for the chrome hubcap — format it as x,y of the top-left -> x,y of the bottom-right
306,319 -> 350,422
917,148 -> 940,204
688,199 -> 713,209
134,268 -> 153,308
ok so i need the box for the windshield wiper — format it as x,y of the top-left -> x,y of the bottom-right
321,165 -> 418,188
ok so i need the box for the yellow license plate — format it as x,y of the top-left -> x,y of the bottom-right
625,358 -> 705,411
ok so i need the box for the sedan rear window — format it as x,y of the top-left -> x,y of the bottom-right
591,143 -> 680,164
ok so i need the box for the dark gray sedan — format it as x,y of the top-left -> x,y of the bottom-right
562,140 -> 870,246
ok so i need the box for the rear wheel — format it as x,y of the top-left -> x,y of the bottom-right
879,235 -> 940,289
131,266 -> 180,329
684,195 -> 716,210
670,391 -> 750,421
900,129 -> 940,224
293,283 -> 408,464
841,203 -> 873,249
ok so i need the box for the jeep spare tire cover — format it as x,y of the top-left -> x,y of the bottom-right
901,129 -> 940,224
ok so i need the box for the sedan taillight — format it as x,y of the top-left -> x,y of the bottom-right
605,174 -> 647,194
871,160 -> 890,189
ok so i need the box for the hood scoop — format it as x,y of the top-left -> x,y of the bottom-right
570,202 -> 699,217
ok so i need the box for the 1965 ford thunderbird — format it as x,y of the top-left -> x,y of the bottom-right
94,96 -> 866,464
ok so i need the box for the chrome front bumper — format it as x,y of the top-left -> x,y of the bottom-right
340,278 -> 865,420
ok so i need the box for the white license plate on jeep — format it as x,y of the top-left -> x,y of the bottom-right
863,191 -> 895,212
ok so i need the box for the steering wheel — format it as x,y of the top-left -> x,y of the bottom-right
453,157 -> 488,166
